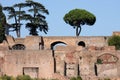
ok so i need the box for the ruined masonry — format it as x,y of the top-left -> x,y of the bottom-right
0,32 -> 120,80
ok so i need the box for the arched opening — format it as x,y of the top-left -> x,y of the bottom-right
51,41 -> 67,73
97,53 -> 118,64
51,41 -> 67,50
78,41 -> 85,47
12,44 -> 25,50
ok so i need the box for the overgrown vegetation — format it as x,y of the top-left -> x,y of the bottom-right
16,75 -> 32,80
98,78 -> 111,80
108,35 -> 120,50
96,58 -> 103,64
0,75 -> 112,80
70,76 -> 82,80
0,75 -> 58,80
104,78 -> 111,80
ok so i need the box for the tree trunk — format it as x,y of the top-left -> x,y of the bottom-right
16,26 -> 20,37
5,25 -> 9,35
76,27 -> 78,36
76,26 -> 81,37
17,7 -> 21,37
18,26 -> 20,37
16,29 -> 19,37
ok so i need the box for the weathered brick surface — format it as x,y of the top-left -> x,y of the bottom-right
3,50 -> 54,78
0,33 -> 120,79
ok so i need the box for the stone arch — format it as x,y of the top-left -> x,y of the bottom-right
97,53 -> 119,64
12,44 -> 25,50
51,41 -> 67,50
78,41 -> 85,47
50,41 -> 67,74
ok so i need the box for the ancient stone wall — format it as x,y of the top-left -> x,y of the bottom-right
0,34 -> 120,80
53,45 -> 120,79
6,35 -> 108,51
2,50 -> 54,79
43,36 -> 108,50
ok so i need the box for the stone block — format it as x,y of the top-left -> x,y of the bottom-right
103,46 -> 115,51
88,46 -> 96,51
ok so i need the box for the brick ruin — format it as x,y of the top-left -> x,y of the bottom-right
0,32 -> 120,80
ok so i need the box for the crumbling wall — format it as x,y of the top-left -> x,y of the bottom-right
3,50 -> 54,79
0,34 -> 120,79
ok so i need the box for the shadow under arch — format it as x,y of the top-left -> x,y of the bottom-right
51,41 -> 67,50
12,44 -> 25,50
78,41 -> 85,47
50,41 -> 67,73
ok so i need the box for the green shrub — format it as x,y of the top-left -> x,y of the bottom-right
0,75 -> 59,80
70,77 -> 76,80
39,79 -> 46,80
108,35 -> 120,50
16,75 -> 32,80
33,78 -> 39,80
76,76 -> 82,80
104,78 -> 110,80
49,79 -> 58,80
70,76 -> 82,80
0,75 -> 13,80
96,58 -> 103,64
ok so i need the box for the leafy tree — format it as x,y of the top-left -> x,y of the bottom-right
3,0 -> 49,37
0,4 -> 6,25
0,4 -> 6,43
13,3 -> 27,37
3,4 -> 26,37
108,35 -> 120,50
3,6 -> 18,37
0,23 -> 5,43
63,9 -> 96,36
21,0 -> 49,35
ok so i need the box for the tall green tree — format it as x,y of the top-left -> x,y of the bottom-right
0,4 -> 6,43
21,0 -> 49,35
63,9 -> 96,36
3,0 -> 49,37
3,4 -> 26,37
13,3 -> 26,37
0,23 -> 5,43
3,6 -> 19,37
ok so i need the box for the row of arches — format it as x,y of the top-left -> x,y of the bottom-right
11,41 -> 86,50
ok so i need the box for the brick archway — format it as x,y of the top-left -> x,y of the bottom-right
50,41 -> 67,50
97,53 -> 118,64
78,41 -> 85,47
12,44 -> 25,50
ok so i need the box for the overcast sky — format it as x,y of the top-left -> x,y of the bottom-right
1,0 -> 120,37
